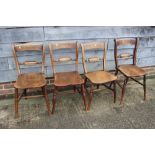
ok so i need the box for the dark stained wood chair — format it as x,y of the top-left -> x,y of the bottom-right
49,42 -> 87,114
114,38 -> 146,105
12,43 -> 51,117
81,42 -> 117,111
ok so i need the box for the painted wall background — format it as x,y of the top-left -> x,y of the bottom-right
0,26 -> 155,83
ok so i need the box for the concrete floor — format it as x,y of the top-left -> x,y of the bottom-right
0,78 -> 155,129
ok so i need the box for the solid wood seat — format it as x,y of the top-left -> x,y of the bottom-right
54,71 -> 84,87
86,71 -> 117,84
118,64 -> 145,77
14,73 -> 46,89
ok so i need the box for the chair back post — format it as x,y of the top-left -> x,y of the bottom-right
41,44 -> 45,73
81,44 -> 88,74
12,44 -> 21,75
133,38 -> 138,65
75,42 -> 79,72
103,42 -> 107,71
49,43 -> 56,77
114,39 -> 118,70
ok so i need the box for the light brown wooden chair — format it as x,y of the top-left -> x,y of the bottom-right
49,41 -> 87,114
81,42 -> 117,111
12,43 -> 51,117
114,38 -> 146,105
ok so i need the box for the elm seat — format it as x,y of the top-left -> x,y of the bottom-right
118,64 -> 145,77
54,71 -> 84,87
85,71 -> 117,84
14,73 -> 46,89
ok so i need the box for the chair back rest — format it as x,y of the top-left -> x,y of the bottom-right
49,41 -> 78,76
114,38 -> 138,68
81,42 -> 107,73
12,43 -> 45,75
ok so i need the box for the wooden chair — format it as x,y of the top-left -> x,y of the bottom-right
114,38 -> 146,105
49,41 -> 87,114
12,43 -> 51,117
81,42 -> 117,111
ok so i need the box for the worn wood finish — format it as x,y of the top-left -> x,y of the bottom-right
54,71 -> 84,87
14,43 -> 43,52
12,43 -> 45,74
14,73 -> 46,89
118,64 -> 145,77
114,38 -> 147,105
12,43 -> 51,117
81,42 -> 117,110
49,42 -> 87,114
85,71 -> 117,84
81,42 -> 106,74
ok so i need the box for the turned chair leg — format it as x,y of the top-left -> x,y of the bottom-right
120,77 -> 129,105
15,88 -> 19,117
115,69 -> 118,76
81,84 -> 87,111
42,86 -> 51,116
143,75 -> 146,100
97,85 -> 99,89
24,89 -> 27,99
113,81 -> 116,103
84,78 -> 87,88
87,83 -> 94,111
52,86 -> 57,114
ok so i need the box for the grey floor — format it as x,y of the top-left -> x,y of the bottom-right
0,78 -> 155,129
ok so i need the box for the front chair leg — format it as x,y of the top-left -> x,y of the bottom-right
15,88 -> 19,118
143,75 -> 146,100
52,86 -> 57,114
120,77 -> 128,105
81,84 -> 87,111
42,86 -> 51,116
87,83 -> 94,111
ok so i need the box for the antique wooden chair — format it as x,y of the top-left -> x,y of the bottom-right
114,38 -> 146,105
49,41 -> 87,114
12,43 -> 51,117
81,42 -> 117,111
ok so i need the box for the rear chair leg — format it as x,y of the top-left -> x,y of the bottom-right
84,78 -> 87,88
15,88 -> 19,118
120,77 -> 128,105
115,69 -> 118,76
81,84 -> 87,111
87,83 -> 94,111
113,81 -> 116,103
42,86 -> 51,116
52,86 -> 57,114
143,75 -> 146,100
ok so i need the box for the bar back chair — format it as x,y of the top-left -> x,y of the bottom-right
49,41 -> 87,114
81,42 -> 117,111
114,38 -> 146,105
12,43 -> 51,117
